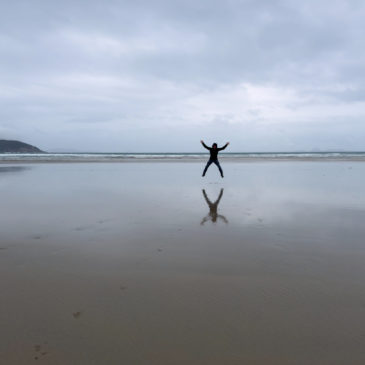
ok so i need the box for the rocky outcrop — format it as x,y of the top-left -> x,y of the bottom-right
0,140 -> 45,153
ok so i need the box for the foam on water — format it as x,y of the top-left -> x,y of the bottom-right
1,152 -> 365,161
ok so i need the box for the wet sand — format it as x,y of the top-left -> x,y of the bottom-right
1,161 -> 365,364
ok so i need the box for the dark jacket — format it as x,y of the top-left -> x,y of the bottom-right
201,142 -> 228,160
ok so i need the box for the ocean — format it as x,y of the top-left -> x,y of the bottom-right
1,151 -> 365,162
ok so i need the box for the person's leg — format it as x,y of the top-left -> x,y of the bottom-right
213,160 -> 224,177
202,159 -> 213,176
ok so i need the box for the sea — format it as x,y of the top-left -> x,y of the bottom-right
1,152 -> 365,162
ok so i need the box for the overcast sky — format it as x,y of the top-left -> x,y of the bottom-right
1,0 -> 365,152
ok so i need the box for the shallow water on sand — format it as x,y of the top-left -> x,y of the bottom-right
1,162 -> 365,364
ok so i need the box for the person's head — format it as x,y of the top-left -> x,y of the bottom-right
212,143 -> 217,149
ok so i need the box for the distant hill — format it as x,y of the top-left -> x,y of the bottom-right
0,140 -> 45,153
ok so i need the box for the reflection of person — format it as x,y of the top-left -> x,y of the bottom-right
201,188 -> 228,225
201,140 -> 229,178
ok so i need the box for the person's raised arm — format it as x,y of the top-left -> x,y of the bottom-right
200,140 -> 210,150
218,142 -> 230,151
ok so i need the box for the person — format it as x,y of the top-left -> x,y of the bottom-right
201,140 -> 230,177
200,188 -> 228,225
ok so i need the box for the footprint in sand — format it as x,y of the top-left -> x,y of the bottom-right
33,343 -> 48,360
30,234 -> 45,240
72,311 -> 83,319
74,226 -> 88,231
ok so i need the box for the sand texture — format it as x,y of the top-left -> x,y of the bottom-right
1,161 -> 365,364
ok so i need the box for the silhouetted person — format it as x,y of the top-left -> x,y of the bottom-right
201,188 -> 228,225
201,140 -> 229,178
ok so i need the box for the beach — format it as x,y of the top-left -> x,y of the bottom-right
1,160 -> 365,364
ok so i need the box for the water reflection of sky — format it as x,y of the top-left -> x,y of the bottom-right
1,162 -> 365,249
0,165 -> 31,174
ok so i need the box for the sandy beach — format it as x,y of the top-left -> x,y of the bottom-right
1,161 -> 365,364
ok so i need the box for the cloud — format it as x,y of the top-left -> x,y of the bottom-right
0,0 -> 365,151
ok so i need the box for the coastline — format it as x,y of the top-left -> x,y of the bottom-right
2,153 -> 365,163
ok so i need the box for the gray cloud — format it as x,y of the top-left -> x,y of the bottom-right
1,0 -> 365,151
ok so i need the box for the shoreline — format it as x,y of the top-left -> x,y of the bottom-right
1,156 -> 365,163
